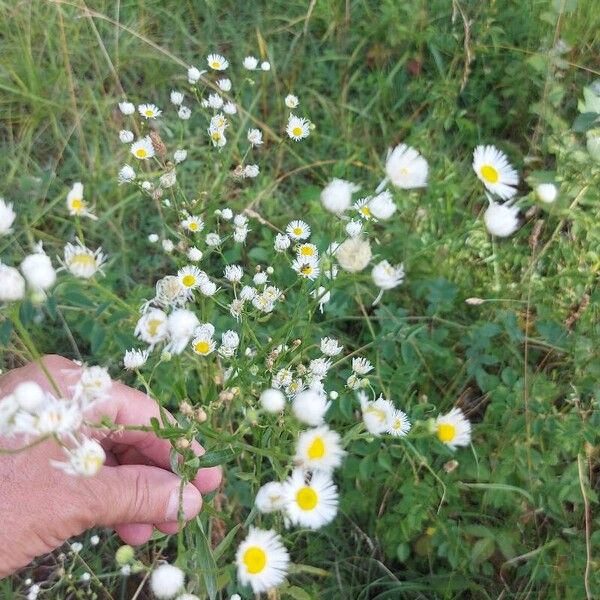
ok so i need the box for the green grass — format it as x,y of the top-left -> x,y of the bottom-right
2,0 -> 600,598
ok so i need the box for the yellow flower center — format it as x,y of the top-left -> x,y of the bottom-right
211,131 -> 222,141
292,227 -> 303,236
211,61 -> 221,69
296,486 -> 318,511
300,245 -> 314,256
194,340 -> 210,354
292,126 -> 303,137
391,417 -> 403,431
147,318 -> 163,337
360,205 -> 371,217
480,164 -> 499,183
135,148 -> 147,158
70,198 -> 83,211
300,265 -> 313,276
307,436 -> 325,459
242,546 -> 266,574
182,274 -> 196,287
437,423 -> 456,443
144,110 -> 154,117
188,222 -> 198,231
365,405 -> 387,423
82,453 -> 103,473
70,253 -> 95,268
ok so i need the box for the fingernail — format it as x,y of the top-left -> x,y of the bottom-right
166,486 -> 199,521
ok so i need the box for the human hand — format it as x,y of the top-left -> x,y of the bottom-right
0,355 -> 222,577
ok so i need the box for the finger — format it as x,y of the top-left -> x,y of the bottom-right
83,464 -> 202,527
155,522 -> 181,535
115,523 -> 154,546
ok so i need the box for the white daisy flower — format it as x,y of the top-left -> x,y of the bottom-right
191,332 -> 216,356
259,388 -> 286,413
14,394 -> 81,437
62,240 -> 106,279
118,101 -> 135,115
150,564 -> 185,599
224,264 -> 243,283
137,103 -> 162,119
260,61 -> 271,71
294,426 -> 345,473
335,237 -> 372,273
284,469 -> 338,530
292,257 -> 320,280
181,215 -> 204,233
21,251 -> 56,292
51,437 -> 105,477
130,136 -> 155,160
435,407 -> 472,449
119,129 -> 134,143
207,53 -> 229,70
272,368 -> 293,389
320,337 -> 343,357
208,126 -> 227,148
320,178 -> 360,214
217,78 -> 232,91
309,358 -> 332,380
123,348 -> 149,370
253,272 -> 268,285
536,183 -> 558,204
199,279 -> 218,297
240,285 -> 257,300
242,164 -> 259,178
118,164 -> 136,184
167,309 -> 200,355
292,389 -> 330,426
385,143 -> 428,189
353,197 -> 372,220
223,101 -> 237,114
205,233 -> 221,247
352,357 -> 373,375
0,199 -> 16,235
286,220 -> 311,240
360,394 -> 395,435
372,260 -> 405,290
297,243 -> 318,260
207,93 -> 223,110
135,308 -> 168,346
285,94 -> 299,108
286,114 -> 311,141
12,381 -> 46,412
174,149 -> 187,163
368,189 -> 396,220
386,409 -> 411,437
178,265 -> 206,293
345,220 -> 362,237
187,247 -> 203,262
247,128 -> 263,146
484,201 -> 520,237
170,90 -> 184,105
255,482 -> 287,513
187,66 -> 202,83
178,106 -> 191,120
236,528 -> 289,594
274,233 -> 291,252
472,145 -> 519,200
0,264 -> 26,301
243,56 -> 259,70
66,182 -> 93,218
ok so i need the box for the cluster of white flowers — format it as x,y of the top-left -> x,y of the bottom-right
0,366 -> 111,477
0,232 -> 57,303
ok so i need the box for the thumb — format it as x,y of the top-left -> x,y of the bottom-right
84,464 -> 202,527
